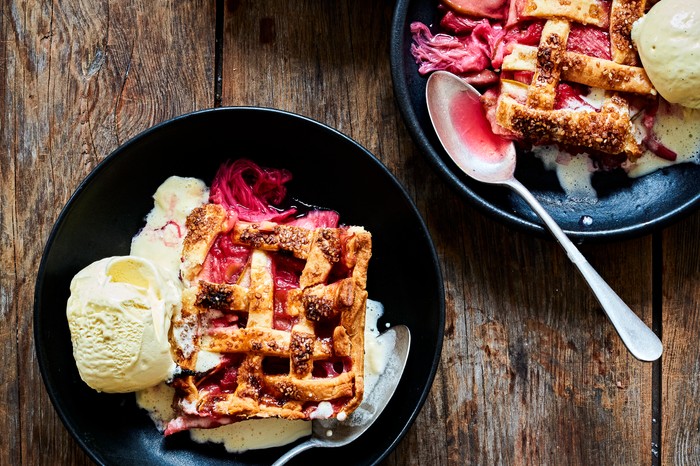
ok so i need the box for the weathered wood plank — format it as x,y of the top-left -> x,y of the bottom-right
222,1 -> 653,464
387,190 -> 654,465
221,0 -> 400,163
662,210 -> 700,465
1,0 -> 215,464
1,3 -> 18,464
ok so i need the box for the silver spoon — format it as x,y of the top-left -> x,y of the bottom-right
272,324 -> 411,465
426,70 -> 662,362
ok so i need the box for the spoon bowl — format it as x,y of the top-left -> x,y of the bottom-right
272,325 -> 411,465
427,71 -> 517,184
426,71 -> 663,362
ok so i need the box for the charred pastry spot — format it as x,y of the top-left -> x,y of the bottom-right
303,293 -> 336,322
184,207 -> 209,244
276,226 -> 312,257
239,228 -> 278,248
247,374 -> 262,391
316,229 -> 341,263
536,43 -> 559,82
290,332 -> 314,376
175,368 -> 198,378
196,282 -> 235,310
278,382 -> 299,399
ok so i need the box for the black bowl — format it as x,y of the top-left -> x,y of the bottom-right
34,107 -> 445,465
390,0 -> 700,241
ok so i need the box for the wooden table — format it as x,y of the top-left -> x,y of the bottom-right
2,1 -> 698,464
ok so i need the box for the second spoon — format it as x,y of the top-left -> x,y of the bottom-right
426,70 -> 663,362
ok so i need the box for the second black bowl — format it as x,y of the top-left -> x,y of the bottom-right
390,0 -> 700,241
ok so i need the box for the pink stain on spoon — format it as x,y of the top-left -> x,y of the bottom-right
448,90 -> 510,164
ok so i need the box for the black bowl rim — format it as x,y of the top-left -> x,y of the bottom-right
34,106 -> 446,465
389,0 -> 700,242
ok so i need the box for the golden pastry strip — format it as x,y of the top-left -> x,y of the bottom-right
527,20 -> 571,110
496,95 -> 642,157
610,0 -> 646,65
502,45 -> 654,95
232,222 -> 314,259
523,0 -> 609,27
181,203 -> 229,284
201,327 -> 333,358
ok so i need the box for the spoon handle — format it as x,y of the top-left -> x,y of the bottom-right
271,439 -> 319,466
506,178 -> 663,362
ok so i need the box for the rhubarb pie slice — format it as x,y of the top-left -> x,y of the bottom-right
411,0 -> 672,166
494,0 -> 653,160
167,203 -> 371,432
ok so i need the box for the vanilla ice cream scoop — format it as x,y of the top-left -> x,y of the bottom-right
67,256 -> 179,393
632,0 -> 700,108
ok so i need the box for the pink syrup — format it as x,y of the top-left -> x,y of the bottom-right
449,90 -> 511,163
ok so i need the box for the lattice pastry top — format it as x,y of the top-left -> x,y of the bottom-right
494,0 -> 653,159
168,203 -> 372,427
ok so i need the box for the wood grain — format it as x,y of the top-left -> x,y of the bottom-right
222,0 -> 399,157
662,210 -> 700,465
1,0 -> 215,464
389,201 -> 654,465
